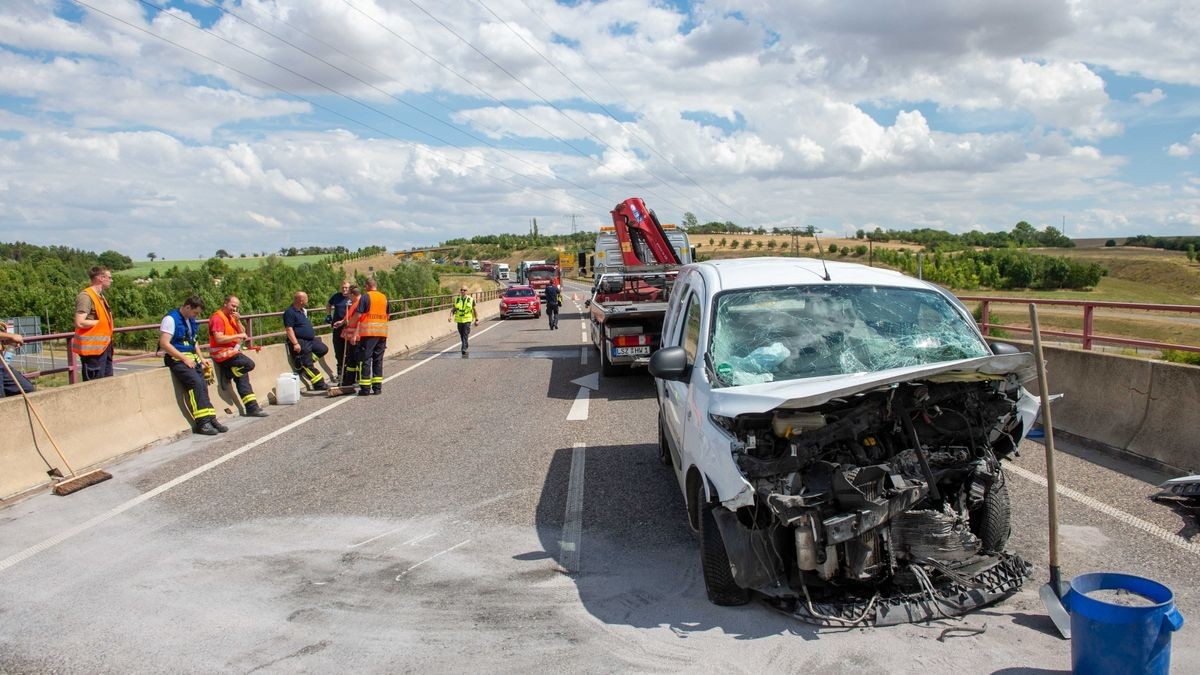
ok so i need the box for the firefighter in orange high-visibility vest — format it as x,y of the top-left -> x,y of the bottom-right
209,295 -> 268,418
352,278 -> 388,396
73,265 -> 114,381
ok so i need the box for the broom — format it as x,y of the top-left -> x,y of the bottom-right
2,355 -> 112,495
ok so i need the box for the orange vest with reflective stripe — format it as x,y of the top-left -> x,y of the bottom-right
208,310 -> 243,362
358,291 -> 389,337
72,287 -> 113,356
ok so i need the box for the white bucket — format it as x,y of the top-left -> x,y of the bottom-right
276,372 -> 301,405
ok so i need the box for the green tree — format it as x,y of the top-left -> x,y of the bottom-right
755,241 -> 763,250
742,240 -> 753,250
1011,221 -> 1038,247
215,249 -> 231,259
719,237 -> 727,248
1187,244 -> 1196,262
1105,239 -> 1116,247
767,240 -> 777,250
97,250 -> 133,271
682,212 -> 699,230
728,239 -> 739,249
147,252 -> 157,262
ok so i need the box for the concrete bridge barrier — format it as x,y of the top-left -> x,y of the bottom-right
1019,344 -> 1197,474
1,300 -> 497,501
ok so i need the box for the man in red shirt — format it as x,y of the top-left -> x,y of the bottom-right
209,295 -> 268,417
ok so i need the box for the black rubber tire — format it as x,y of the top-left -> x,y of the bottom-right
697,500 -> 751,606
972,469 -> 1012,552
601,346 -> 621,377
657,414 -> 672,466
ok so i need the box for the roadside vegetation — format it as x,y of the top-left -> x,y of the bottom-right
7,219 -> 1200,369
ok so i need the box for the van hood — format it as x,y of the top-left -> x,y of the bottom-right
707,353 -> 1036,417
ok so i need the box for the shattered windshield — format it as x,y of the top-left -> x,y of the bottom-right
709,285 -> 990,387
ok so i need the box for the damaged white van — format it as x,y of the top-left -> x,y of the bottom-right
649,257 -> 1040,625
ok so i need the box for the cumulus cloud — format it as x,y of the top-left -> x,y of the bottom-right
0,0 -> 1198,255
1134,88 -> 1166,105
1167,133 -> 1199,158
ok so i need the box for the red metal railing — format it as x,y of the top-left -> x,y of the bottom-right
960,296 -> 1200,354
11,290 -> 500,384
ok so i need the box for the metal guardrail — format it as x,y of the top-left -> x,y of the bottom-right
10,290 -> 501,384
961,296 -> 1200,354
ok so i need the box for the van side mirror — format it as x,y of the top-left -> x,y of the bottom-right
649,346 -> 690,381
988,341 -> 1021,355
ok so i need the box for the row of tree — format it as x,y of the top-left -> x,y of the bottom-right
1,243 -> 442,352
677,215 -> 1075,250
871,248 -> 1103,290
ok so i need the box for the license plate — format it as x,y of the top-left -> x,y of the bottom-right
613,346 -> 650,357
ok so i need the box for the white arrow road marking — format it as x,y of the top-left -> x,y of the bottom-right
558,443 -> 586,573
571,372 -> 599,391
567,387 -> 590,421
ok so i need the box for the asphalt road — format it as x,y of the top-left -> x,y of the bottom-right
1,280 -> 1196,673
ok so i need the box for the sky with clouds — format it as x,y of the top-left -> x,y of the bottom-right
1,0 -> 1197,259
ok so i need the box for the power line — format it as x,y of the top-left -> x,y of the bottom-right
186,0 -> 615,209
70,0 -> 599,217
478,0 -> 755,226
396,0 -> 698,220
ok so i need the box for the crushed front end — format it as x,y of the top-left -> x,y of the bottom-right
708,375 -> 1033,626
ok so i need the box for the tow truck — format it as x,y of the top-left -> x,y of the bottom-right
587,197 -> 683,376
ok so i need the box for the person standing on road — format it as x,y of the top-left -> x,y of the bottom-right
73,265 -> 114,381
160,295 -> 227,436
544,282 -> 561,330
449,286 -> 479,354
338,284 -> 363,388
353,278 -> 388,395
208,295 -> 268,417
0,327 -> 35,398
284,292 -> 329,391
326,280 -> 353,378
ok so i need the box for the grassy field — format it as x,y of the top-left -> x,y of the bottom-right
120,254 -> 330,276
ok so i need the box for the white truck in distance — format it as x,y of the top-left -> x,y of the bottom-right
587,268 -> 677,375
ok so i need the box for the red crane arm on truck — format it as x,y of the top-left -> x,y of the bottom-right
610,197 -> 682,267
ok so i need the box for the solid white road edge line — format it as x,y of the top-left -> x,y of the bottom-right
559,443 -> 586,573
0,323 -> 501,576
1006,463 -> 1200,556
567,387 -> 589,421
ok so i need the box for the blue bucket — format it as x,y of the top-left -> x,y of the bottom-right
1064,572 -> 1184,675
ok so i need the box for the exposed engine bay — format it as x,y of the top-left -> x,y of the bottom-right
708,375 -> 1032,626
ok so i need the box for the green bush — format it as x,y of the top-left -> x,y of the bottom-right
1161,350 -> 1200,366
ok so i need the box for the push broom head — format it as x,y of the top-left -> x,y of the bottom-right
52,469 -> 113,496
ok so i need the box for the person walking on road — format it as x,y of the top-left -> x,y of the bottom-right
326,280 -> 353,377
353,278 -> 388,395
284,292 -> 329,391
160,295 -> 227,436
449,286 -> 479,355
544,282 -> 561,330
73,265 -> 114,381
208,295 -> 268,417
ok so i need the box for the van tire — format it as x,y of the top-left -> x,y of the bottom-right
698,501 -> 751,606
971,469 -> 1012,552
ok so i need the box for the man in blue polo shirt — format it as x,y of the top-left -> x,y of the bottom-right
326,280 -> 353,379
283,291 -> 328,391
